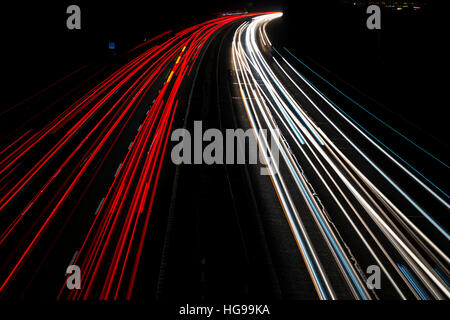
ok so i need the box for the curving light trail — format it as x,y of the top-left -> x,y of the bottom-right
232,12 -> 449,300
0,13 -> 263,299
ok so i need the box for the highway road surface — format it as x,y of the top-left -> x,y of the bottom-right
0,12 -> 448,300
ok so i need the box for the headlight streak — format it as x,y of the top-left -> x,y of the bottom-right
248,13 -> 374,300
271,55 -> 450,271
271,52 -> 450,297
232,13 -> 449,300
233,13 -> 367,300
266,57 -> 410,299
233,28 -> 337,300
282,48 -> 449,172
278,49 -> 450,213
397,264 -> 430,300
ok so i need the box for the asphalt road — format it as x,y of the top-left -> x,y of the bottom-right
0,12 -> 448,301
